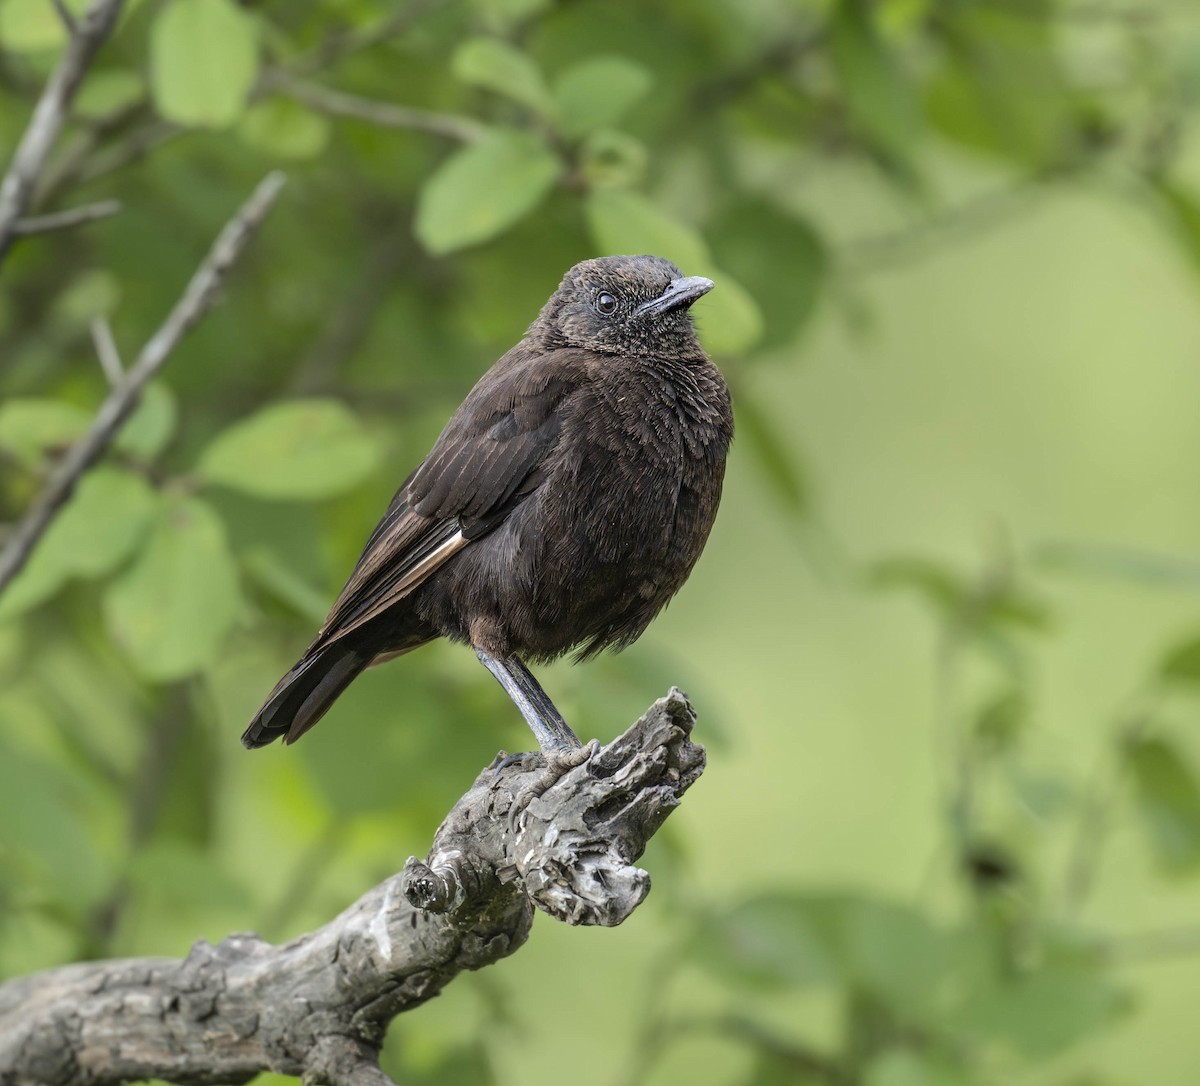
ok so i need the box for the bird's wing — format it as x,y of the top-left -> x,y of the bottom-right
404,350 -> 586,529
316,349 -> 588,645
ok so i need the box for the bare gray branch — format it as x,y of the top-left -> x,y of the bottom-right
13,197 -> 121,236
49,0 -> 77,33
0,0 -> 125,266
0,172 -> 286,598
273,77 -> 485,142
90,315 -> 124,386
0,691 -> 705,1086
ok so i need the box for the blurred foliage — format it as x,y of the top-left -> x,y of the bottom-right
4,1 -> 1200,1084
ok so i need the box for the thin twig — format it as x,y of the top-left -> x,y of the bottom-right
75,120 -> 183,186
636,1015 -> 848,1085
0,0 -> 125,268
50,0 -> 77,34
839,176 -> 1052,274
35,97 -> 150,207
275,77 -> 485,142
278,0 -> 446,80
13,197 -> 121,236
288,217 -> 414,394
83,684 -> 191,957
0,171 -> 287,598
1103,925 -> 1200,964
1060,698 -> 1155,915
90,315 -> 123,387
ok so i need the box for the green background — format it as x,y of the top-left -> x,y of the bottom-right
3,1 -> 1200,1084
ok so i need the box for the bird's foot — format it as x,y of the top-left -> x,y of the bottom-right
512,739 -> 599,817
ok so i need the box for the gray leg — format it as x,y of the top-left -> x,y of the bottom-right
474,647 -> 583,754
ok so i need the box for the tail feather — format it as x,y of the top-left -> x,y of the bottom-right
241,645 -> 368,749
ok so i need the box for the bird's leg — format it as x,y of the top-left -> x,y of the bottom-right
474,647 -> 584,755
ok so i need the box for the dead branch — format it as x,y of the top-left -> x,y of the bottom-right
0,690 -> 705,1086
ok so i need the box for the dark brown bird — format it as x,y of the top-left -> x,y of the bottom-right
242,254 -> 733,757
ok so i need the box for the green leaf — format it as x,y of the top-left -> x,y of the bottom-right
0,735 -> 109,909
954,951 -> 1129,1057
1152,179 -> 1200,284
585,189 -> 763,354
830,1 -> 922,166
0,398 -> 91,468
104,496 -> 242,680
701,272 -> 763,357
585,188 -> 708,272
75,69 -> 145,120
242,547 -> 329,625
0,468 -> 158,621
197,399 -> 379,501
694,893 -> 843,991
0,0 -> 82,51
150,0 -> 259,128
844,898 -> 952,1018
53,268 -> 121,324
864,1051 -> 970,1086
710,200 -> 827,351
1126,737 -> 1200,874
974,688 -> 1026,750
470,0 -> 550,27
115,383 -> 177,461
1160,634 -> 1200,686
414,129 -> 560,255
578,129 -> 648,189
747,1050 -> 830,1086
735,393 -> 809,520
924,8 -> 1072,168
238,97 -> 331,160
552,56 -> 653,138
871,557 -> 964,613
451,37 -> 551,113
694,892 -> 955,1019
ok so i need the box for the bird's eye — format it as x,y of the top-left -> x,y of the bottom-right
595,291 -> 619,316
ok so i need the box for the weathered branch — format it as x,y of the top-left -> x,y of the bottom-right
0,691 -> 705,1086
0,0 -> 125,267
0,171 -> 286,599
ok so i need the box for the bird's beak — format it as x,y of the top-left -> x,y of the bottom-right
635,275 -> 715,319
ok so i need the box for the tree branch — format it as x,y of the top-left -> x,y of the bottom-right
271,77 -> 485,142
0,691 -> 705,1086
90,315 -> 124,386
0,171 -> 286,599
12,197 -> 121,236
0,0 -> 125,267
49,0 -> 78,34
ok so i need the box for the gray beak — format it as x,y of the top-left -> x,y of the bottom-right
635,275 -> 714,319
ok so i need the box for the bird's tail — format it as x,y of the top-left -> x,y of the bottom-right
241,643 -> 369,749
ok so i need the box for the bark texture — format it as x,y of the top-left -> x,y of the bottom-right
0,689 -> 704,1086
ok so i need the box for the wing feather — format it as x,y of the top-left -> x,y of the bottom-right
312,348 -> 590,646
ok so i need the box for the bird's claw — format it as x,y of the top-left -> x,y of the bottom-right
510,739 -> 599,818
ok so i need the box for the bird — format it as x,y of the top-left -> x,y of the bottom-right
242,254 -> 733,760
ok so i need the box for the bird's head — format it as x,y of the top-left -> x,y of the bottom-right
533,254 -> 713,358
